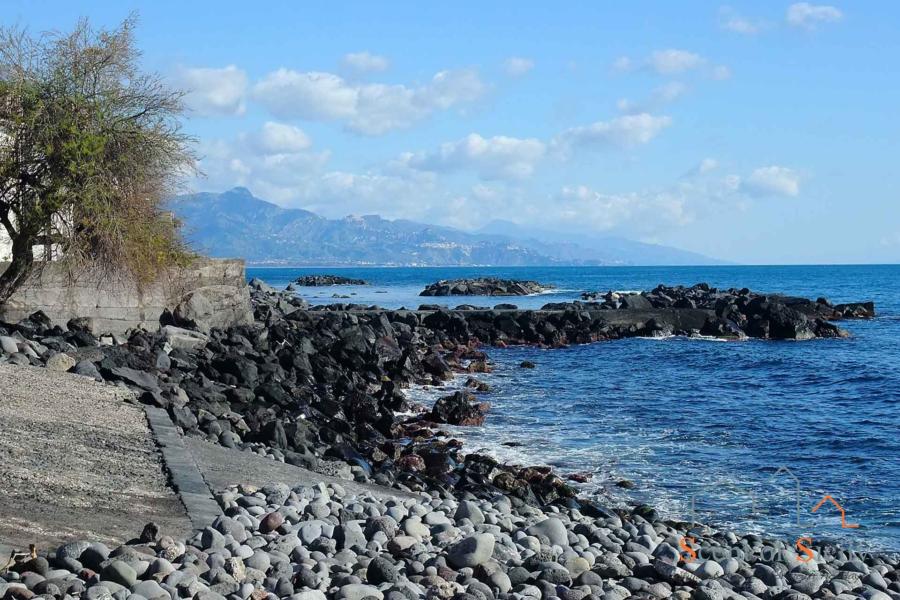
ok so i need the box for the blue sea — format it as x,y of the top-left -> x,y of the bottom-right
248,265 -> 900,551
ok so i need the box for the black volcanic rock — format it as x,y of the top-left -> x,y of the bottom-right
420,278 -> 553,297
428,391 -> 491,426
573,283 -> 874,340
294,275 -> 367,286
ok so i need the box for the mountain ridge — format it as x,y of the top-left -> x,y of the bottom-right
168,187 -> 723,266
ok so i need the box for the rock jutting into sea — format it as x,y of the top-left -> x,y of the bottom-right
294,275 -> 369,286
578,283 -> 875,320
420,278 -> 553,297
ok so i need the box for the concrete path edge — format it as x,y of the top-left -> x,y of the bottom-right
143,407 -> 223,530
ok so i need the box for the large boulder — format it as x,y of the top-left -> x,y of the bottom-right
173,285 -> 253,333
447,533 -> 495,568
428,391 -> 490,426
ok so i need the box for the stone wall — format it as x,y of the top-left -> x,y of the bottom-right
0,257 -> 252,335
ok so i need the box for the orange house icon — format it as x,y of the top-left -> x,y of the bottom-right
812,495 -> 859,529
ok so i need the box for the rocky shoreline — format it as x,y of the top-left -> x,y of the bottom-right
1,280 -> 894,600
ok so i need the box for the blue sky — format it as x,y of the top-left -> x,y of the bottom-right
5,1 -> 899,264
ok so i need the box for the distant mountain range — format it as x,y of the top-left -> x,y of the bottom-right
169,187 -> 722,266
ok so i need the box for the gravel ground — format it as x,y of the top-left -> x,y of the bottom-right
0,364 -> 191,550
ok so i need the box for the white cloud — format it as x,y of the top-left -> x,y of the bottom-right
710,65 -> 732,81
174,65 -> 247,116
252,68 -> 487,135
342,51 -> 390,74
298,171 -> 434,217
648,49 -> 705,75
719,6 -> 765,34
618,82 -> 689,114
198,123 -> 330,194
654,81 -> 689,103
614,49 -> 731,81
503,57 -> 534,77
198,131 -> 802,239
252,70 -> 357,120
554,113 -> 672,153
252,122 -> 312,154
740,166 -> 801,197
612,56 -> 634,72
683,158 -> 720,177
406,133 -> 546,180
553,185 -> 691,231
698,158 -> 719,174
786,3 -> 843,28
424,69 -> 488,108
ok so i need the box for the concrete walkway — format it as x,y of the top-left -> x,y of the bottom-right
0,364 -> 191,552
187,437 -> 418,502
0,364 -> 418,555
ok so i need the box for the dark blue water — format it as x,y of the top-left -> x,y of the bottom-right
249,265 -> 900,550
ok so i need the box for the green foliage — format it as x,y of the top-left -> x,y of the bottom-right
0,15 -> 196,299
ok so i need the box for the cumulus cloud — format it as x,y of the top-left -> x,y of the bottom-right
611,56 -> 634,72
697,158 -> 719,174
342,51 -> 390,74
198,123 -> 330,194
618,82 -> 688,114
251,122 -> 312,154
786,3 -> 843,28
718,6 -> 765,34
740,166 -> 801,197
252,70 -> 357,120
404,113 -> 671,180
647,49 -> 705,75
614,49 -> 730,81
553,113 -> 672,153
174,65 -> 247,116
552,185 -> 691,231
681,158 -> 720,178
251,68 -> 487,135
503,57 -> 534,77
406,133 -> 546,180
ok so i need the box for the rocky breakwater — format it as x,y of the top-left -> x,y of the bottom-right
564,283 -> 874,341
3,481 -> 899,600
420,279 -> 553,297
295,276 -> 368,286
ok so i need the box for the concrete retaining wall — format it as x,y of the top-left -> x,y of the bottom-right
0,257 -> 252,335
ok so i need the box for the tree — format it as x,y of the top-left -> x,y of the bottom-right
0,16 -> 195,302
